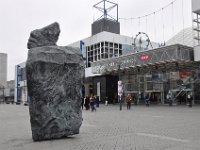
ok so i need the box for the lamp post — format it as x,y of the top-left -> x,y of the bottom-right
16,65 -> 21,105
118,64 -> 122,110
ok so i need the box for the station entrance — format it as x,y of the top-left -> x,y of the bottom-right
123,74 -> 164,104
91,44 -> 200,105
122,71 -> 194,105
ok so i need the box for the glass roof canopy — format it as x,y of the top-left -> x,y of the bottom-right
91,44 -> 199,75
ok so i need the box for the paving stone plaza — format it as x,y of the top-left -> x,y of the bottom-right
0,104 -> 200,150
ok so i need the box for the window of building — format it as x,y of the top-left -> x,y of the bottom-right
86,41 -> 124,67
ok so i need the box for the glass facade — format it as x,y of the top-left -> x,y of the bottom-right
193,12 -> 200,46
86,41 -> 122,67
122,69 -> 199,104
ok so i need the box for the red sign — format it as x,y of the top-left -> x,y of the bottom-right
140,53 -> 150,61
179,71 -> 190,78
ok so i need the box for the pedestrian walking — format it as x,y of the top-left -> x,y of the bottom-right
126,94 -> 132,110
145,93 -> 150,107
84,95 -> 90,110
187,92 -> 193,107
90,95 -> 96,112
95,95 -> 99,108
167,90 -> 173,106
105,96 -> 108,106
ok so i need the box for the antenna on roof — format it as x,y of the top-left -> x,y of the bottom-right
93,0 -> 118,22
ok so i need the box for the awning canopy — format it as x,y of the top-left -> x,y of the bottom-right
91,44 -> 199,75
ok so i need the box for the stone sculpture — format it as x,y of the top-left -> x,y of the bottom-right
27,22 -> 60,49
26,22 -> 84,141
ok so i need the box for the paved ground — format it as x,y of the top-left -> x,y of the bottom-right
0,104 -> 200,150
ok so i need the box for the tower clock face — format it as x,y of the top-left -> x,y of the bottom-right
133,32 -> 150,52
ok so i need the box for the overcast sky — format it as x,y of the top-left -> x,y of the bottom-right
0,0 -> 192,80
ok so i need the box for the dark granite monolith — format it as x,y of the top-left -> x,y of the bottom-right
27,22 -> 60,49
26,22 -> 84,141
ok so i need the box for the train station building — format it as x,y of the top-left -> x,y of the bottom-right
69,0 -> 200,105
14,0 -> 200,105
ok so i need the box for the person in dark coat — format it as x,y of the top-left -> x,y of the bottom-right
84,95 -> 90,110
145,93 -> 150,107
95,95 -> 99,108
126,94 -> 132,110
90,95 -> 96,112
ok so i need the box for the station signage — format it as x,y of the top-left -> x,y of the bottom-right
179,71 -> 190,78
118,81 -> 123,96
139,53 -> 150,61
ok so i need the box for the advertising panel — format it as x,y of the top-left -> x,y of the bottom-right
118,81 -> 123,96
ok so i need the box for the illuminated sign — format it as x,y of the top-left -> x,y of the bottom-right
179,71 -> 190,78
140,53 -> 150,61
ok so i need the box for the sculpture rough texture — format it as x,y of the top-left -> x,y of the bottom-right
27,22 -> 60,49
26,22 -> 84,141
